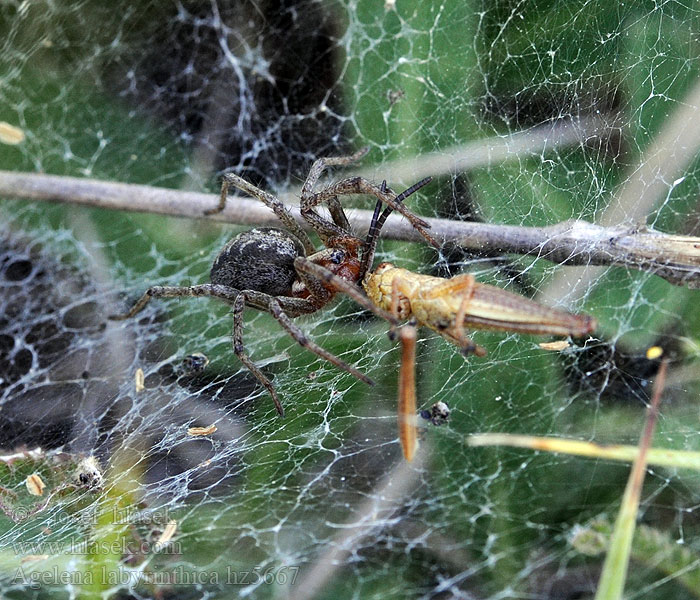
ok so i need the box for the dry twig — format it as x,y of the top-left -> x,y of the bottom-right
1,170 -> 699,287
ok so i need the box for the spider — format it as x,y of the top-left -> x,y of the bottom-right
109,148 -> 437,417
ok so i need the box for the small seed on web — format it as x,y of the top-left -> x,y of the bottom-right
135,368 -> 145,392
187,425 -> 217,436
25,473 -> 46,496
0,122 -> 25,145
155,519 -> 178,550
538,341 -> 571,351
21,555 -> 50,563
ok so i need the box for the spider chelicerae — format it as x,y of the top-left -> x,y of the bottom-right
110,148 -> 437,417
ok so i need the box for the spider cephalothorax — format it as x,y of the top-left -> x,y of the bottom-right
110,148 -> 435,416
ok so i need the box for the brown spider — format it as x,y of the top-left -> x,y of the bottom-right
109,148 -> 436,417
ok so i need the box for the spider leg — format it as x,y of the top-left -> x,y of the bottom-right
300,147 -> 370,244
326,195 -> 351,233
305,176 -> 439,249
232,293 -> 285,417
236,288 -> 374,406
266,297 -> 374,387
109,283 -> 288,415
266,295 -> 321,316
209,172 -> 315,255
300,202 -> 355,244
295,257 -> 419,460
302,147 -> 370,192
109,284 -> 241,320
397,324 -> 418,461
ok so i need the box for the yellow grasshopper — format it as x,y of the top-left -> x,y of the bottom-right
360,195 -> 596,461
363,262 -> 595,461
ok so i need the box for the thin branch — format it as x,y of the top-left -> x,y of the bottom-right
542,78 -> 700,303
0,447 -> 44,464
1,170 -> 699,287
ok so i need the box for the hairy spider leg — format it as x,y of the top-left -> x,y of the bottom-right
266,297 -> 374,385
234,292 -> 375,417
298,147 -> 370,243
293,257 -> 400,327
111,283 -> 377,416
208,172 -> 316,255
325,195 -> 352,237
210,149 -> 371,249
302,147 -> 371,191
109,284 -> 241,320
231,293 -> 285,416
110,283 -> 324,323
302,176 -> 439,249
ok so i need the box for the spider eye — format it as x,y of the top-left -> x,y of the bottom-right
330,250 -> 344,264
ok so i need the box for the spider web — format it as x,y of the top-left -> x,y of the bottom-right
1,1 -> 700,598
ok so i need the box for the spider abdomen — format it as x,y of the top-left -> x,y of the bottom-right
210,228 -> 305,296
